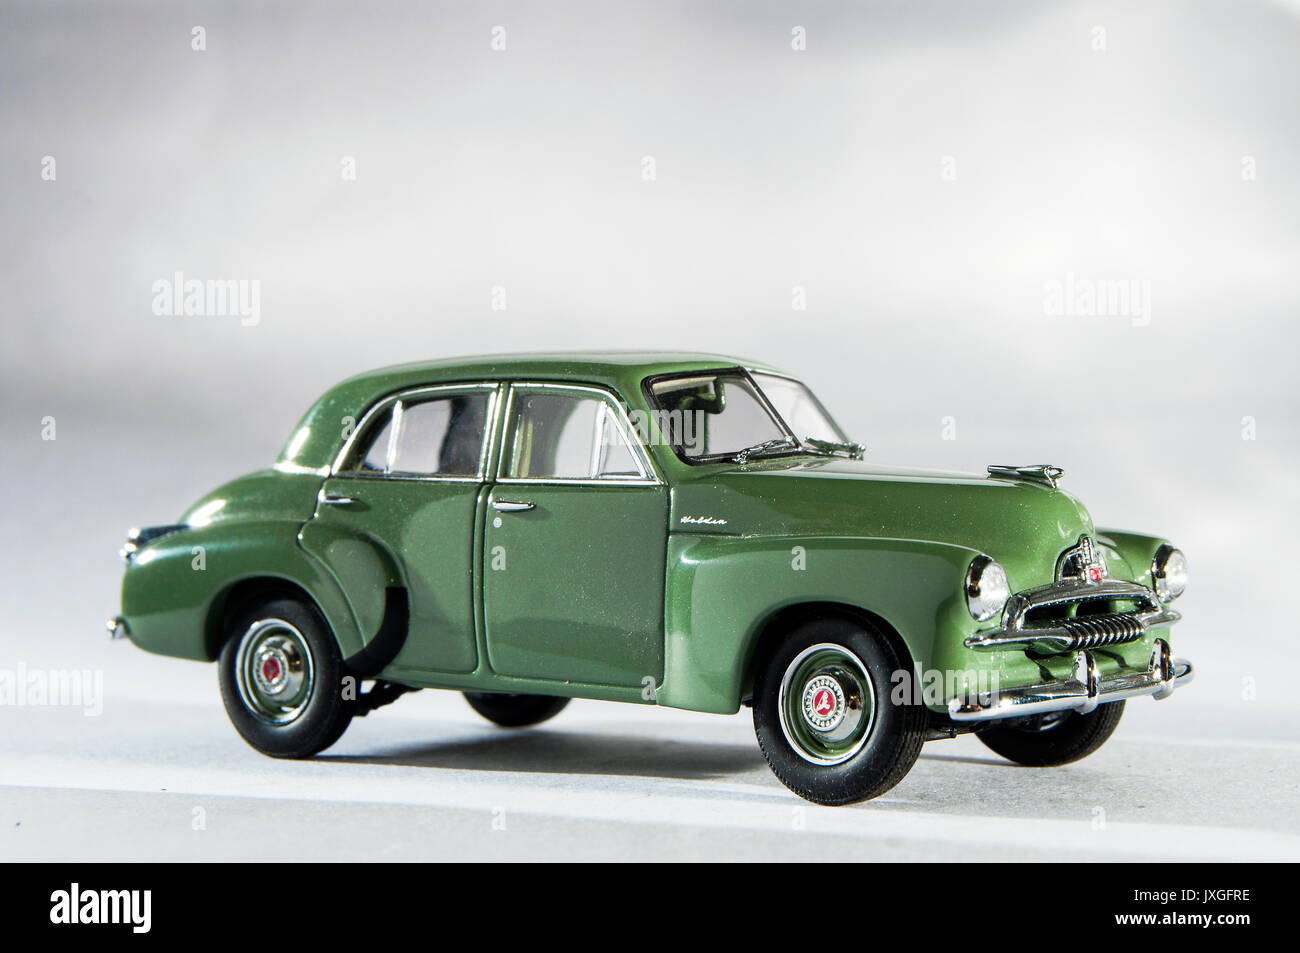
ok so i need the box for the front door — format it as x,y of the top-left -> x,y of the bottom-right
482,383 -> 668,688
300,383 -> 498,674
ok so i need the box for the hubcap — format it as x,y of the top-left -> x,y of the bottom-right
778,643 -> 876,765
235,619 -> 315,725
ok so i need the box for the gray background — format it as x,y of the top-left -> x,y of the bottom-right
1,0 -> 1297,859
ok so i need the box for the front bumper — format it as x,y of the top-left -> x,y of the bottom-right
948,638 -> 1193,722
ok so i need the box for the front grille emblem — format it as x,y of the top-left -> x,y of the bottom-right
1059,536 -> 1106,584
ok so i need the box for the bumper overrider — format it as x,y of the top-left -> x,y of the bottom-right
951,577 -> 1193,722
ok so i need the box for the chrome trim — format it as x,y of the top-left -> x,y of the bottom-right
495,382 -> 662,486
234,618 -> 316,726
490,499 -> 535,512
987,464 -> 1064,488
1152,543 -> 1186,604
106,616 -> 128,640
1057,534 -> 1107,583
777,642 -> 877,766
948,639 -> 1193,722
965,578 -> 1180,652
318,491 -> 359,506
964,554 -> 1009,622
329,382 -> 499,480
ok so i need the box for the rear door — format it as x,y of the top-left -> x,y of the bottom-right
300,383 -> 498,674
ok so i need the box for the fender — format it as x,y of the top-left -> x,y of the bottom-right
659,534 -> 983,714
121,519 -> 365,661
1095,528 -> 1172,588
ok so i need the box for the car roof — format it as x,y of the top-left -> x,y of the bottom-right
278,351 -> 790,470
337,350 -> 784,385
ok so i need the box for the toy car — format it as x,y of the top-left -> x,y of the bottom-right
110,352 -> 1192,804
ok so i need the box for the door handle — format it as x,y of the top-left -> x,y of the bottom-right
491,499 -> 535,512
319,492 -> 360,506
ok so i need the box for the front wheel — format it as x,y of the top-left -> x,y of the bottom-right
218,596 -> 356,758
464,692 -> 570,728
753,619 -> 927,805
976,701 -> 1125,766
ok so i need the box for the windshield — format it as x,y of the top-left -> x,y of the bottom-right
645,369 -> 852,463
751,373 -> 848,447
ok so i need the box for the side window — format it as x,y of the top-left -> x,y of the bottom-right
346,390 -> 491,477
503,387 -> 648,481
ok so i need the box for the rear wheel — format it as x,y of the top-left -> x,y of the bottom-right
752,618 -> 927,805
976,701 -> 1125,766
218,596 -> 356,758
464,692 -> 570,728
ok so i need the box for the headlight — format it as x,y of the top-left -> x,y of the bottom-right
1152,545 -> 1187,603
965,555 -> 1010,622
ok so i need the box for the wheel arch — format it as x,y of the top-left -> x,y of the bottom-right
739,601 -> 915,706
659,534 -> 977,714
204,576 -> 329,659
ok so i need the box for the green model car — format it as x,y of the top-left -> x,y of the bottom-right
110,352 -> 1192,804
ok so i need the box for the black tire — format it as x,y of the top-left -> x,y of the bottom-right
752,618 -> 927,805
218,595 -> 356,758
976,700 -> 1125,766
464,692 -> 570,728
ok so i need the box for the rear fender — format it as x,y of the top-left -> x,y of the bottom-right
120,520 -> 364,661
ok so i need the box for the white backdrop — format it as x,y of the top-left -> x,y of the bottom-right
3,0 -> 1297,744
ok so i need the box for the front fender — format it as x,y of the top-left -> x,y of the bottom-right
120,519 -> 363,661
659,534 -> 981,714
1095,528 -> 1172,587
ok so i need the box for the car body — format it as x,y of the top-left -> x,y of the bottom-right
111,352 -> 1193,803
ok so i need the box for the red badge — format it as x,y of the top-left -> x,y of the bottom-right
813,688 -> 835,717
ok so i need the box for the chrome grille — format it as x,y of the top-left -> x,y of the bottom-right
1059,613 -> 1146,650
965,578 -> 1181,653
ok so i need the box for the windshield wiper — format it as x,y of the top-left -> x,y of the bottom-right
801,437 -> 866,460
731,436 -> 798,463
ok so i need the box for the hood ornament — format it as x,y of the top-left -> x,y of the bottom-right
987,464 -> 1064,488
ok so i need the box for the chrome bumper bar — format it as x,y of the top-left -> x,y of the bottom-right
965,578 -> 1180,653
106,616 -> 129,641
948,638 -> 1193,723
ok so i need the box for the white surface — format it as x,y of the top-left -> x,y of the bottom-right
2,661 -> 1297,861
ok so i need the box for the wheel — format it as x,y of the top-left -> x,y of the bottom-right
752,618 -> 927,805
464,692 -> 570,727
218,595 -> 356,758
976,701 -> 1125,766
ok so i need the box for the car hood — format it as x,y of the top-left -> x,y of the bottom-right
669,458 -> 1094,592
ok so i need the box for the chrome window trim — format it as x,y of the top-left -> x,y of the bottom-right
329,382 -> 500,483
495,382 -> 663,487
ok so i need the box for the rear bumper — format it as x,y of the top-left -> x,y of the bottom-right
106,616 -> 129,640
948,638 -> 1193,723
